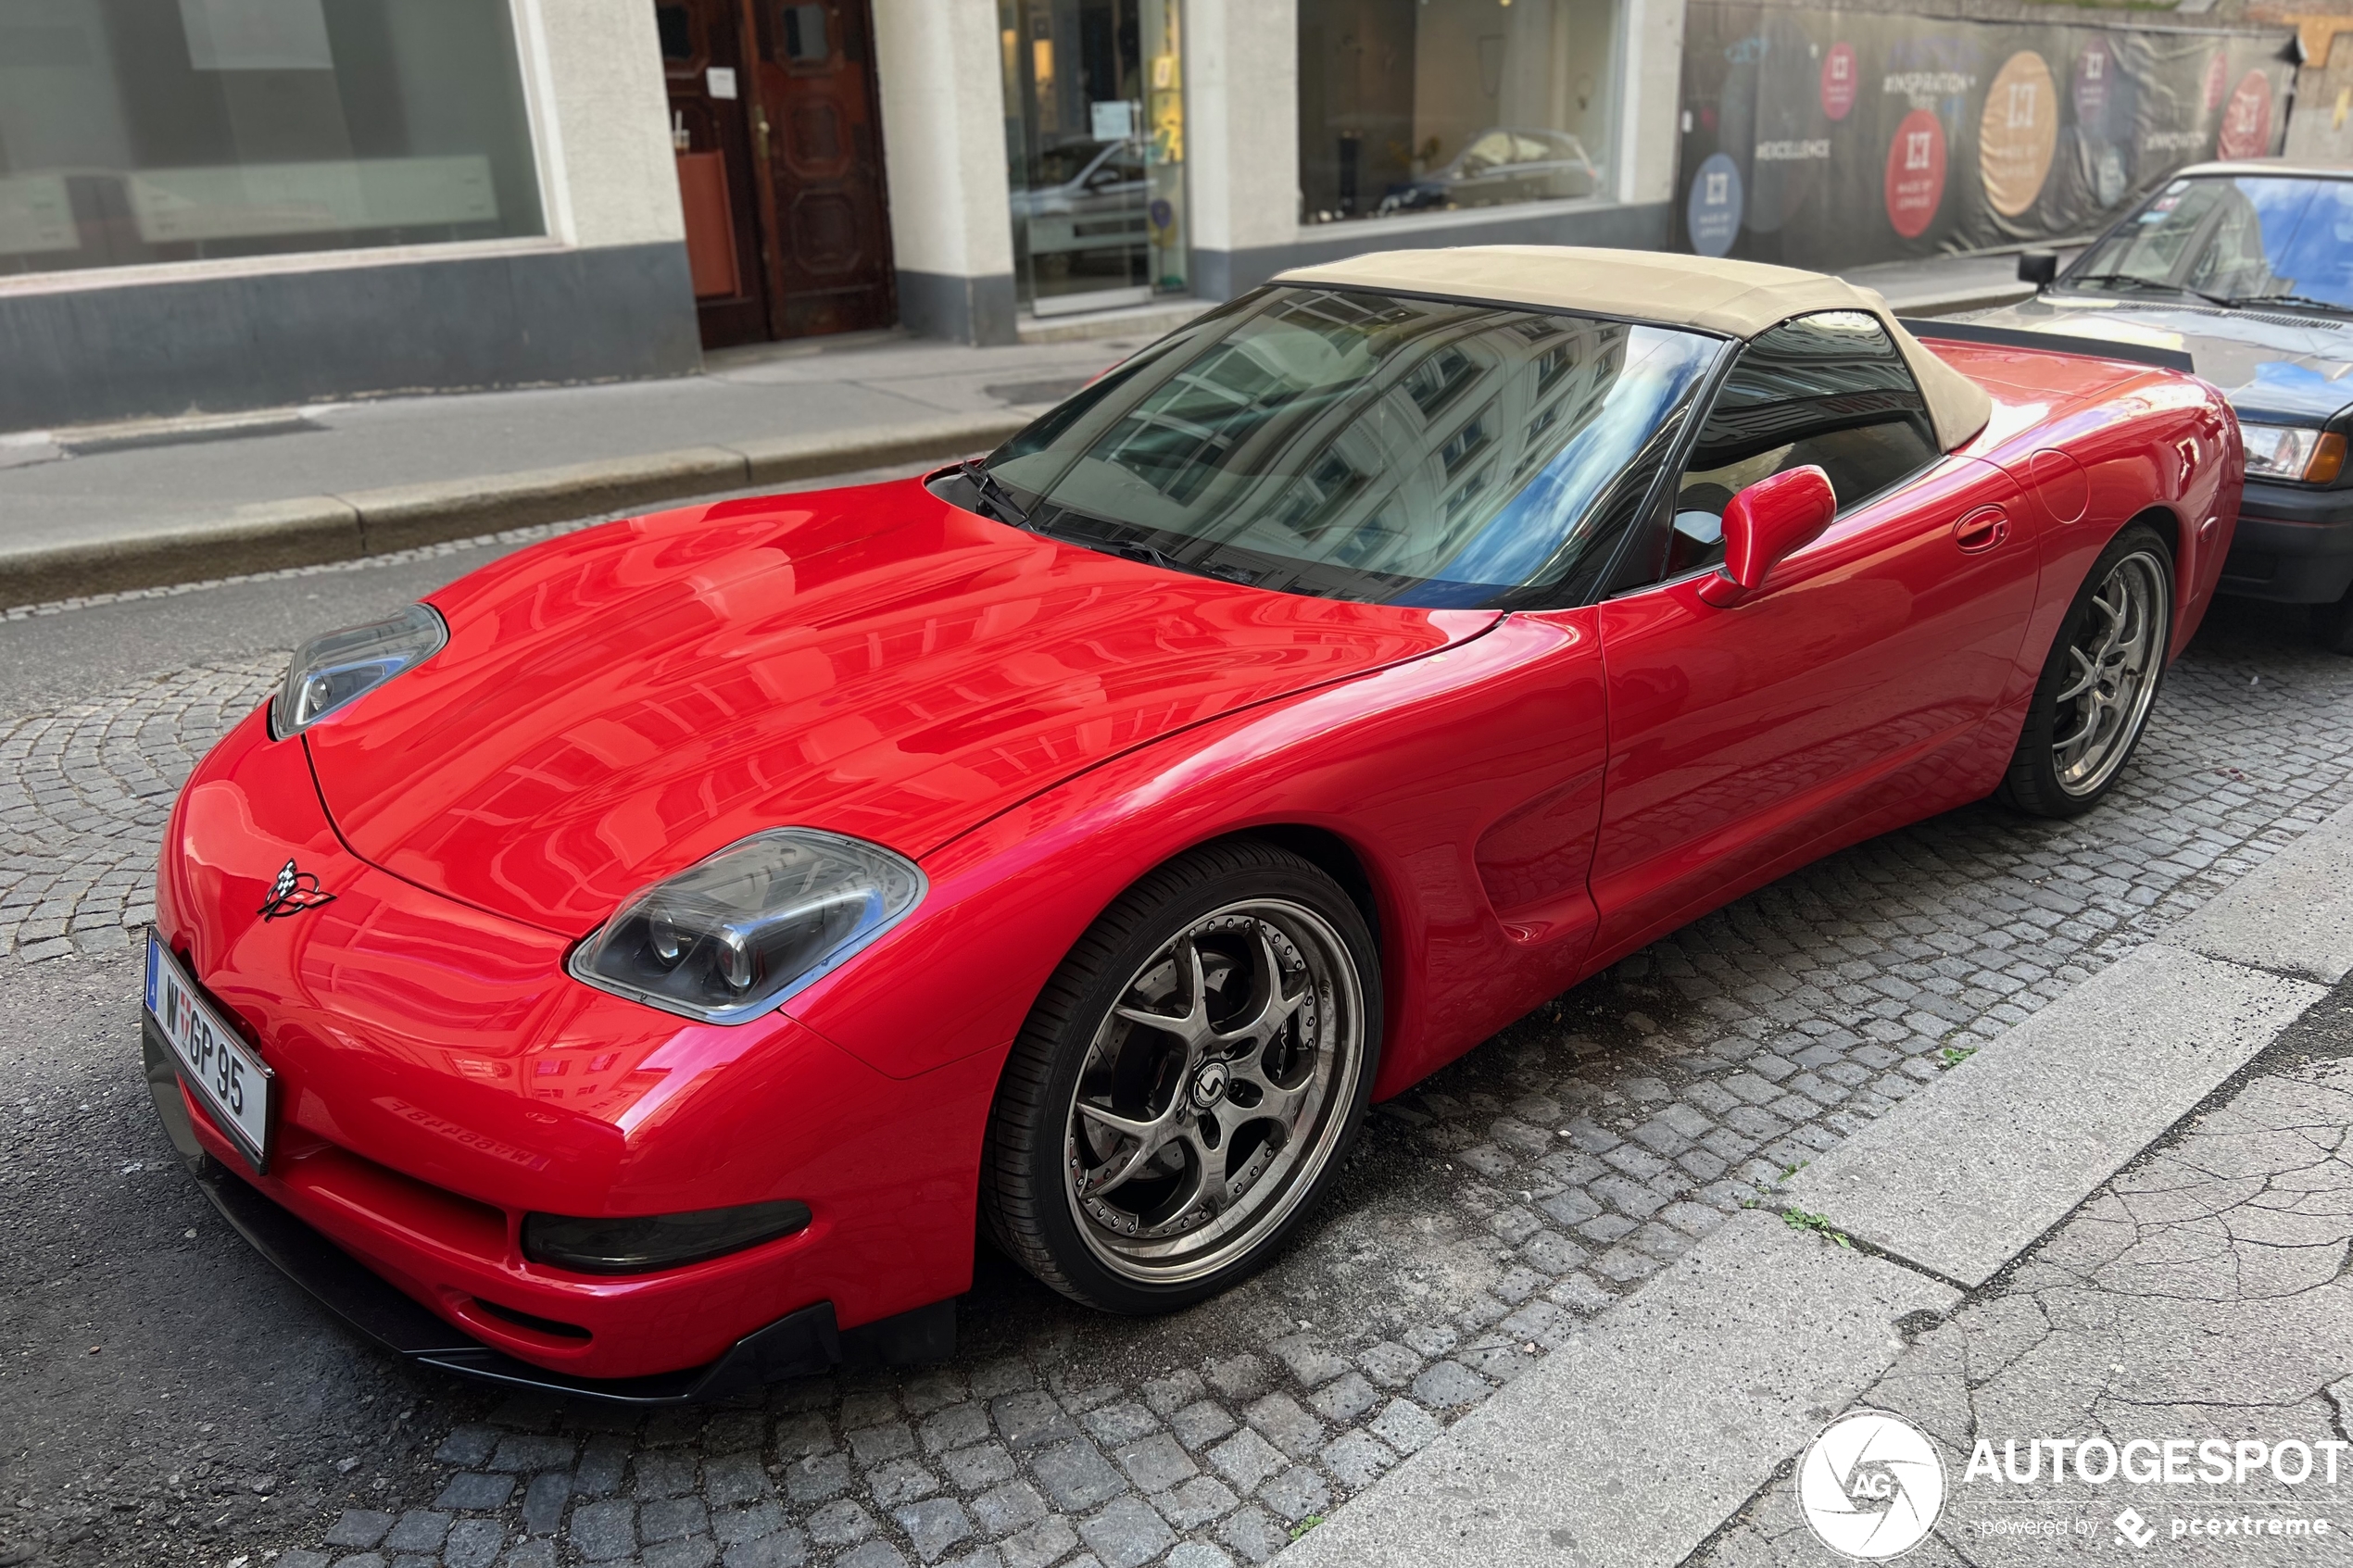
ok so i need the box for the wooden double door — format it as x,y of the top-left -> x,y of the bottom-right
657,0 -> 897,347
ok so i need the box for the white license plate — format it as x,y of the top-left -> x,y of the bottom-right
145,931 -> 273,1172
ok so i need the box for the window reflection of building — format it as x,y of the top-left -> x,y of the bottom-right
998,0 -> 1188,318
1299,0 -> 1620,224
0,0 -> 544,278
1070,291 -> 1630,585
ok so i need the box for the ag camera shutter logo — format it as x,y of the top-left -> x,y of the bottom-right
1797,1410 -> 1947,1559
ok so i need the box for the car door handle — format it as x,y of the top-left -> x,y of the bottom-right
1953,507 -> 2008,554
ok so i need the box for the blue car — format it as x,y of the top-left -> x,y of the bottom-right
1971,160 -> 2353,649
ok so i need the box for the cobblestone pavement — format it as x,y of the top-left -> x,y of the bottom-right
1697,977 -> 2353,1568
0,657 -> 279,963
6,597 -> 2353,1568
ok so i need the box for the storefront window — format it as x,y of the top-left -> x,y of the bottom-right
1000,0 -> 1187,318
1299,0 -> 1618,224
0,0 -> 545,277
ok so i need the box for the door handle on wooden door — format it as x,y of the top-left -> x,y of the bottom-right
1953,506 -> 2008,554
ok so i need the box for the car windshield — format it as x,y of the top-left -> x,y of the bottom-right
979,286 -> 1723,608
2068,175 -> 2353,313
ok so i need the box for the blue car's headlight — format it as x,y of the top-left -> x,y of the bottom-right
568,828 -> 925,1024
271,603 -> 447,737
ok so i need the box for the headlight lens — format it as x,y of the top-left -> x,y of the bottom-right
2243,423 -> 2347,483
522,1199 -> 812,1274
568,828 -> 925,1023
272,603 -> 447,737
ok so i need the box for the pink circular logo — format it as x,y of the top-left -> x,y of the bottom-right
1821,44 -> 1857,121
1884,108 -> 1946,238
2218,69 -> 2273,159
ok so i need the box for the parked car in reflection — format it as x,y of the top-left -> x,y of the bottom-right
1380,128 -> 1599,213
1011,136 -> 1148,266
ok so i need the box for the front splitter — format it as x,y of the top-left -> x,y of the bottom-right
143,1016 -> 951,1405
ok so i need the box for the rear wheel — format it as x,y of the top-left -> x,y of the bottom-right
981,841 -> 1379,1313
1997,523 -> 2172,818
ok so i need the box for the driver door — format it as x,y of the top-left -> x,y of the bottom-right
1588,312 -> 2035,960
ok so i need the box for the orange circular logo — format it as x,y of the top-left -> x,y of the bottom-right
1979,52 -> 2058,220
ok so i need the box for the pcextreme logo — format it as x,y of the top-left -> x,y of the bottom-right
1798,1410 -> 1948,1559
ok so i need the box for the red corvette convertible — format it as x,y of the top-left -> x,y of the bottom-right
145,248 -> 2237,1400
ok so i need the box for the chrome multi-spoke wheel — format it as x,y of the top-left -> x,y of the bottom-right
983,841 -> 1380,1311
2000,525 -> 2172,819
1063,900 -> 1364,1283
2050,549 -> 2167,797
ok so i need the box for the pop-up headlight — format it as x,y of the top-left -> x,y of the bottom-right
568,828 -> 925,1024
272,603 -> 447,736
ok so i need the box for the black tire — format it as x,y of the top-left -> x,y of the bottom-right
1997,522 -> 2173,818
981,840 -> 1382,1313
2311,589 -> 2353,655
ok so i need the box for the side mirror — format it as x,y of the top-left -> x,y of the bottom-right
2017,250 -> 2059,288
1696,465 -> 1836,607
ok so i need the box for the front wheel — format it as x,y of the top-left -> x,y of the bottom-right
1997,523 -> 2173,818
980,841 -> 1380,1313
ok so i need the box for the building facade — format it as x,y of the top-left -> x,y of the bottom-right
0,0 -> 1686,431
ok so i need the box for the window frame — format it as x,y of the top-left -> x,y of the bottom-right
1600,309 -> 1945,599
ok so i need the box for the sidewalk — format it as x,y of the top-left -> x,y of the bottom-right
0,252 -> 2032,608
1274,803 -> 2353,1568
0,332 -> 1136,607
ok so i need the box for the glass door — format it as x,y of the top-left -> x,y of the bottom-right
1000,0 -> 1187,318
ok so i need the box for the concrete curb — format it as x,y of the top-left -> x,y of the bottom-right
1274,806 -> 2353,1568
1275,1211 -> 1957,1568
0,409 -> 1031,608
1783,944 -> 2322,1287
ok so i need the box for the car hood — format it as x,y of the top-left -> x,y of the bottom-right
304,477 -> 1491,935
1972,293 -> 2353,423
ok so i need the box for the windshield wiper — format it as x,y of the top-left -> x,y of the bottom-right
2223,292 -> 2353,317
959,458 -> 1033,529
2070,272 -> 2227,306
1080,533 -> 1189,573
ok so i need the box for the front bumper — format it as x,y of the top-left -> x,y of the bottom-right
2217,479 -> 2353,604
145,1016 -> 951,1404
149,701 -> 991,1386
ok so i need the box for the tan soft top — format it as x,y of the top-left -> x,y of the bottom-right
1276,245 -> 1994,453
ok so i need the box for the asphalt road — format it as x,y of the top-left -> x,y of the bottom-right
5,510 -> 2351,1568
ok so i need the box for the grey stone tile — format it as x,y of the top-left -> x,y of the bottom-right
1112,1430 -> 1197,1492
1030,1438 -> 1126,1511
1241,1392 -> 1326,1460
937,1441 -> 1017,1490
971,1479 -> 1047,1539
1151,1474 -> 1239,1529
1167,1399 -> 1237,1451
435,1473 -> 516,1512
805,1497 -> 876,1547
640,1496 -> 709,1544
1205,1426 -> 1284,1492
326,1512 -> 395,1549
1077,1494 -> 1175,1568
1255,1465 -> 1332,1524
568,1499 -> 635,1562
895,1498 -> 975,1564
867,1457 -> 941,1508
